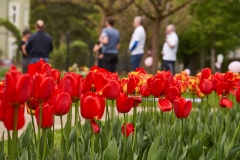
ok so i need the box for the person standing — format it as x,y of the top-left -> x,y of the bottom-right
129,16 -> 146,71
99,17 -> 120,73
161,24 -> 179,75
20,29 -> 31,73
26,20 -> 53,64
93,41 -> 103,68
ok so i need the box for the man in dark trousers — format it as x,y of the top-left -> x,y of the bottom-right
99,17 -> 120,73
26,20 -> 53,64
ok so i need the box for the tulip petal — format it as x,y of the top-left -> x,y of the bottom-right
158,98 -> 172,112
90,120 -> 100,134
184,100 -> 192,118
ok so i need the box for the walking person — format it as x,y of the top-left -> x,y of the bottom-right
161,24 -> 179,75
99,17 -> 120,73
93,42 -> 103,68
26,20 -> 53,64
20,29 -> 31,73
129,16 -> 146,71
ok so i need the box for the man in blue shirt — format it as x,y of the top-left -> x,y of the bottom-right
26,20 -> 53,64
99,17 -> 120,73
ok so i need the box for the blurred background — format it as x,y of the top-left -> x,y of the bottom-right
0,0 -> 240,76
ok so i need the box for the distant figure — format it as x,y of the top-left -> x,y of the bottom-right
26,20 -> 53,64
129,16 -> 146,71
93,41 -> 103,68
161,24 -> 179,75
20,29 -> 31,73
99,17 -> 120,73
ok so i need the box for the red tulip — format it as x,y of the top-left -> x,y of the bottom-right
219,98 -> 233,108
80,92 -> 105,120
199,79 -> 213,95
158,98 -> 172,112
4,66 -> 32,105
101,80 -> 120,99
174,97 -> 192,119
151,78 -> 163,98
127,77 -> 139,94
167,86 -> 180,103
201,68 -> 212,80
51,91 -> 72,116
59,73 -> 83,101
2,104 -> 25,130
216,82 -> 229,97
121,123 -> 134,137
116,93 -> 134,113
236,87 -> 240,103
212,78 -> 221,91
90,120 -> 100,134
84,71 -> 105,93
140,84 -> 151,97
33,74 -> 55,101
35,103 -> 54,128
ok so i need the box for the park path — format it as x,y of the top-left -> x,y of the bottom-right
0,105 -> 140,139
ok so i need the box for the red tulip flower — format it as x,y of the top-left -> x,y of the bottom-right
167,86 -> 180,103
59,73 -> 83,101
116,93 -> 134,113
201,68 -> 212,80
51,91 -> 72,116
121,123 -> 134,137
28,98 -> 40,110
84,71 -> 105,93
4,66 -> 32,105
32,74 -> 55,101
90,120 -> 100,134
80,92 -> 105,120
101,80 -> 120,99
35,103 -> 54,128
140,84 -> 151,97
158,98 -> 172,112
2,104 -> 25,130
219,98 -> 233,108
174,97 -> 192,119
236,87 -> 240,103
199,79 -> 213,95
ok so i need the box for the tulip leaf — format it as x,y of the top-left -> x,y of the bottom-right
112,116 -> 121,141
0,133 -> 5,159
126,134 -> 134,159
69,126 -> 77,148
179,145 -> 188,160
207,145 -> 216,159
103,138 -> 119,160
218,132 -> 226,159
191,140 -> 203,160
22,123 -> 33,149
100,130 -> 108,151
19,148 -> 28,160
152,146 -> 166,160
224,145 -> 240,160
170,136 -> 181,160
147,138 -> 158,160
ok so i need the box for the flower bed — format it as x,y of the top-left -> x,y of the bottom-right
0,60 -> 240,159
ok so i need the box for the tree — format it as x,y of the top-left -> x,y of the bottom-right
135,0 -> 192,74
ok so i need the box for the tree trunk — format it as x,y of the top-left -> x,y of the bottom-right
151,17 -> 160,74
210,46 -> 215,73
200,47 -> 205,69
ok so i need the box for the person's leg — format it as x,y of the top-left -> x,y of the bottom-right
108,54 -> 118,73
30,57 -> 40,64
102,54 -> 111,72
166,61 -> 175,75
131,54 -> 142,71
163,60 -> 169,71
135,54 -> 143,69
22,58 -> 29,73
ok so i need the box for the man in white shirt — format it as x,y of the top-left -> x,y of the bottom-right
161,24 -> 179,75
129,16 -> 146,71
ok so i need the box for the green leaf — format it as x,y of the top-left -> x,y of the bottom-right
207,145 -> 216,160
69,126 -> 77,148
103,138 -> 119,160
0,132 -> 5,159
179,145 -> 188,160
191,140 -> 203,160
147,138 -> 158,160
22,123 -> 33,149
152,146 -> 166,160
218,132 -> 226,159
112,116 -> 121,141
19,148 -> 28,160
224,145 -> 240,160
170,137 -> 180,160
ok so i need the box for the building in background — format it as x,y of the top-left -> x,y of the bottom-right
0,0 -> 30,60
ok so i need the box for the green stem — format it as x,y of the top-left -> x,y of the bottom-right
60,115 -> 64,157
36,102 -> 43,160
181,119 -> 184,146
28,101 -> 37,148
110,100 -> 114,139
154,99 -> 157,135
76,123 -> 80,160
132,106 -> 137,150
90,127 -> 95,160
217,109 -> 225,145
123,113 -> 127,160
7,130 -> 11,156
52,116 -> 55,148
75,100 -> 79,125
155,111 -> 163,153
9,106 -> 18,160
42,129 -> 47,160
105,100 -> 109,122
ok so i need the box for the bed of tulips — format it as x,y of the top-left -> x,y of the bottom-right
1,59 -> 240,159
